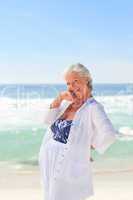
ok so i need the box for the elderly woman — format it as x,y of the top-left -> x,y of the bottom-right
38,63 -> 118,200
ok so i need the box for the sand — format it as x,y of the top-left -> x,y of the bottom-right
0,161 -> 133,200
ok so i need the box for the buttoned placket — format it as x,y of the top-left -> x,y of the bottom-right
53,142 -> 70,180
53,117 -> 82,180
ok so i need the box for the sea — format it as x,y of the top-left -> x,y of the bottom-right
0,83 -> 133,171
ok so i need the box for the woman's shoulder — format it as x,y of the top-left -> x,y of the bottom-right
87,97 -> 104,110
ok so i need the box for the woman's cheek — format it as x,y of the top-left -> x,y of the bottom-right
75,91 -> 82,99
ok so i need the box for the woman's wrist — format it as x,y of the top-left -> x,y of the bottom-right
50,94 -> 62,109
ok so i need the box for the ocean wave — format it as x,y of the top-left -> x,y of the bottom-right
0,95 -> 133,112
117,127 -> 133,140
0,95 -> 133,128
96,95 -> 133,115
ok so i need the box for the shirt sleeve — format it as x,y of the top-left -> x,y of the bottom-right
43,103 -> 61,126
91,102 -> 118,155
40,127 -> 53,147
38,127 -> 53,166
43,100 -> 71,126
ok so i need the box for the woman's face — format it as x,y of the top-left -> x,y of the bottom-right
64,71 -> 90,102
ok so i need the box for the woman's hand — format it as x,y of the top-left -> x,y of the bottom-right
50,91 -> 73,109
90,157 -> 94,162
91,145 -> 95,150
59,91 -> 74,101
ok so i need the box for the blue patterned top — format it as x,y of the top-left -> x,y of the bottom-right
50,118 -> 73,144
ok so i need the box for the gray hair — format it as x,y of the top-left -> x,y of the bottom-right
63,63 -> 93,90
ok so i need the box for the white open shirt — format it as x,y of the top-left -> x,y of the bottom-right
39,97 -> 118,198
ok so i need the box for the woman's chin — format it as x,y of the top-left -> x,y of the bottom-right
75,95 -> 82,102
73,97 -> 82,104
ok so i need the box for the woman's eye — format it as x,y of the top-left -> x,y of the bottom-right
74,80 -> 78,83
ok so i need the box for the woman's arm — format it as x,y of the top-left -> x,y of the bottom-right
44,91 -> 73,126
43,94 -> 63,125
91,102 -> 118,154
49,94 -> 63,109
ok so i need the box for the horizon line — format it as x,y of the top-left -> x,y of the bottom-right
0,82 -> 132,85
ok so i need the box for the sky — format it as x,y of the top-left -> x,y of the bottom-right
0,0 -> 133,84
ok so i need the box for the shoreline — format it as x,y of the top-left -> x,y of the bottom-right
0,161 -> 133,200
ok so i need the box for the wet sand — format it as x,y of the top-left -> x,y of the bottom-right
0,161 -> 132,200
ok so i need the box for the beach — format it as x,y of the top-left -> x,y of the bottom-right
0,83 -> 133,200
0,0 -> 133,196
0,162 -> 42,200
0,161 -> 132,200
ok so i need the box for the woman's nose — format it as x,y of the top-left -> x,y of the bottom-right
68,85 -> 74,91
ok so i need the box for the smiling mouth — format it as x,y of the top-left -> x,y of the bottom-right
70,91 -> 76,97
69,89 -> 80,98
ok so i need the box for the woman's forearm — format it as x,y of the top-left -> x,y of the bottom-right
50,95 -> 62,109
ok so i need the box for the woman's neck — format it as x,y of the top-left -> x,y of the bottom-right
71,93 -> 92,109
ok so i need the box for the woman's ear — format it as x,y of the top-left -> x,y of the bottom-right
87,80 -> 93,91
